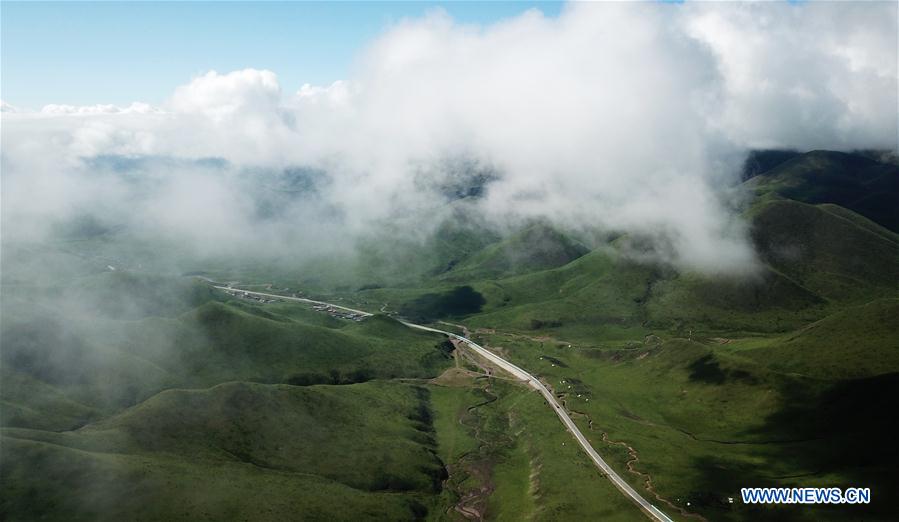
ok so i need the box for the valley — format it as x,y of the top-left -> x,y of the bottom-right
3,1 -> 897,519
1,150 -> 897,521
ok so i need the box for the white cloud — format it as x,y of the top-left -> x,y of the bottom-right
685,2 -> 898,151
296,80 -> 352,107
1,100 -> 23,113
39,102 -> 164,115
2,2 -> 896,273
169,69 -> 281,120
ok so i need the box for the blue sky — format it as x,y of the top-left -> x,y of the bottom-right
1,1 -> 564,108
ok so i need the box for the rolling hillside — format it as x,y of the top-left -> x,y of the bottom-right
751,200 -> 898,303
441,223 -> 590,281
745,150 -> 898,231
0,270 -> 451,431
1,381 -> 445,521
2,148 -> 896,521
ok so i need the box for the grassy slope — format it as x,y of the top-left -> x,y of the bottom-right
425,157 -> 896,343
739,298 -> 899,380
462,247 -> 829,342
0,259 -> 461,521
200,153 -> 895,520
745,150 -> 898,232
4,149 -> 896,520
1,381 -> 443,521
428,377 -> 643,521
349,202 -> 888,346
441,223 -> 589,282
750,199 -> 898,304
471,320 -> 898,521
1,274 -> 451,431
398,150 -> 898,520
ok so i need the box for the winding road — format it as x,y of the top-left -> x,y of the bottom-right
212,285 -> 674,522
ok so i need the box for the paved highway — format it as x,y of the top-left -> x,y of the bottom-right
212,285 -> 674,522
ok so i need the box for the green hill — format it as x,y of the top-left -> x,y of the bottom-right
1,381 -> 444,521
644,267 -> 828,333
741,149 -> 802,180
3,148 -> 898,521
751,200 -> 899,303
468,323 -> 898,521
428,154 -> 898,339
746,150 -> 898,231
442,222 -> 589,281
0,261 -> 460,521
459,245 -> 830,340
741,298 -> 899,380
1,276 -> 450,431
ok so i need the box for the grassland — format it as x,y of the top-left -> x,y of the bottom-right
332,150 -> 897,521
2,149 -> 896,520
2,381 -> 446,521
0,270 -> 453,431
458,300 -> 898,522
427,372 -> 644,521
0,265 -> 462,521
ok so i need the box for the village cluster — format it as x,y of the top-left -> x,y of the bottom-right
224,290 -> 280,303
311,304 -> 367,322
224,288 -> 366,322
